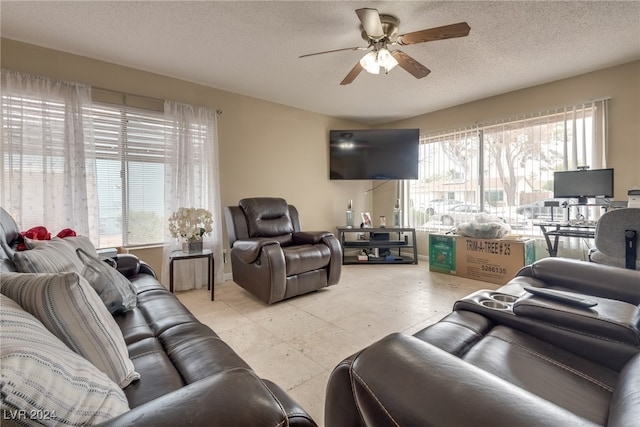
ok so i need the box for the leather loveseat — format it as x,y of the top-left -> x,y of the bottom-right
0,207 -> 317,426
325,257 -> 640,427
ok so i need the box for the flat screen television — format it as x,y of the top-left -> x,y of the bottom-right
553,168 -> 614,204
329,129 -> 419,180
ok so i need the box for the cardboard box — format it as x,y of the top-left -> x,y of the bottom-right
428,234 -> 457,273
429,234 -> 536,285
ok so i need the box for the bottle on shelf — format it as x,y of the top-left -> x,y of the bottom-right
393,199 -> 402,227
346,199 -> 354,228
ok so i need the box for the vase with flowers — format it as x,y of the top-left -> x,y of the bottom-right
168,207 -> 213,253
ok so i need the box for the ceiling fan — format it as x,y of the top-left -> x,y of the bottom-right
300,8 -> 470,85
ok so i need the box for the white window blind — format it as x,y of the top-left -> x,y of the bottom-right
409,99 -> 609,235
92,102 -> 167,247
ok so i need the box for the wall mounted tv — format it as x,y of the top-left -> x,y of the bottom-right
329,129 -> 419,180
553,168 -> 614,204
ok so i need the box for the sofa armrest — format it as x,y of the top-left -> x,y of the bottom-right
113,253 -> 157,279
517,257 -> 640,304
100,368 -> 316,427
232,238 -> 280,263
114,253 -> 141,278
292,231 -> 333,245
138,261 -> 157,278
330,333 -> 598,427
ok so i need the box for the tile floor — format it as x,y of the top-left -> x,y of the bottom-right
177,264 -> 498,426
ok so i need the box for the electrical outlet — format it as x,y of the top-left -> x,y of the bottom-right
357,233 -> 365,240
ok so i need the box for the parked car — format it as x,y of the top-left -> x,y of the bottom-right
440,204 -> 529,229
516,198 -> 574,220
424,199 -> 463,215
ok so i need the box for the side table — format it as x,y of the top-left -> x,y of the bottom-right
169,249 -> 214,300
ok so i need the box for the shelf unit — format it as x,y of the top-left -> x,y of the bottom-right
336,226 -> 418,265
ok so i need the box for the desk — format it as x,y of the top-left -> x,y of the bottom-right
538,223 -> 596,257
169,249 -> 214,300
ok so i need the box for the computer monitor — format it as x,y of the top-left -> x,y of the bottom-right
553,168 -> 614,204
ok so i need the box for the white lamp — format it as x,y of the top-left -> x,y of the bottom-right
359,51 -> 380,74
360,48 -> 398,75
377,48 -> 398,73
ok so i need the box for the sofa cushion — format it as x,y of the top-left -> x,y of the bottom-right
283,244 -> 331,276
0,294 -> 130,424
77,248 -> 137,314
0,272 -> 140,388
24,235 -> 99,258
12,237 -> 84,274
462,325 -> 615,425
159,322 -> 251,383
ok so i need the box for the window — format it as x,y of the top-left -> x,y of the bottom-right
0,73 -> 203,248
409,100 -> 609,234
3,72 -> 224,289
91,102 -> 168,247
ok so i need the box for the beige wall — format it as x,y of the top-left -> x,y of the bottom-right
2,38 -> 639,268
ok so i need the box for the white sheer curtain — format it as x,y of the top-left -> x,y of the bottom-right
161,101 -> 224,291
1,70 -> 99,238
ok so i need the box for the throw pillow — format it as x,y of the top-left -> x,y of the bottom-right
12,238 -> 84,274
25,235 -> 100,259
0,272 -> 141,388
76,248 -> 137,314
0,294 -> 130,425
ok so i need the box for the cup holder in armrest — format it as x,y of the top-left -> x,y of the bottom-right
454,290 -> 520,317
480,300 -> 510,310
490,294 -> 518,304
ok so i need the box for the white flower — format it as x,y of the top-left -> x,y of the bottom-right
168,207 -> 213,242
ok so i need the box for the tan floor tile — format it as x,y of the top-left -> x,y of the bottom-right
215,323 -> 283,358
258,305 -> 334,341
330,308 -> 412,342
242,342 -> 325,391
288,325 -> 371,370
195,305 -> 254,333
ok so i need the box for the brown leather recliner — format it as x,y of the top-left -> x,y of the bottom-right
225,197 -> 342,304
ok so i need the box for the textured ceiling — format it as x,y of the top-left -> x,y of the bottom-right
2,1 -> 639,125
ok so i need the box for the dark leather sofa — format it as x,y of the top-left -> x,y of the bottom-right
325,257 -> 640,427
0,207 -> 317,426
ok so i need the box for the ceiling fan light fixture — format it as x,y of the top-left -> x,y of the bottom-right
360,48 -> 398,75
377,48 -> 398,73
359,51 -> 380,74
301,8 -> 470,84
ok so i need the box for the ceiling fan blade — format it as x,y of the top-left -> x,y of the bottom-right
397,22 -> 470,45
299,46 -> 368,58
356,8 -> 384,40
340,62 -> 364,85
391,50 -> 431,79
